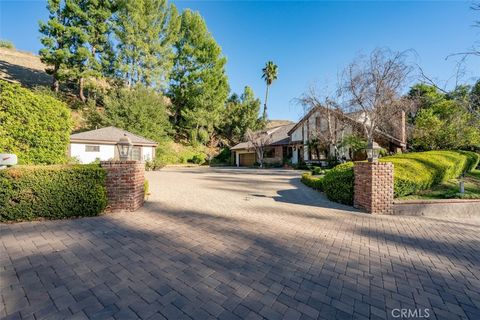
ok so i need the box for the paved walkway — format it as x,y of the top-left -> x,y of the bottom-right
1,167 -> 480,319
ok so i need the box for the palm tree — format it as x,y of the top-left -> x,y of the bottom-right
261,61 -> 278,120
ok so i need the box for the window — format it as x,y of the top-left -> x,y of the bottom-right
131,146 -> 142,161
265,147 -> 275,158
85,145 -> 100,152
315,116 -> 321,129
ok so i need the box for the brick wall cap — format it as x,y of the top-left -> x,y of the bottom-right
100,160 -> 144,165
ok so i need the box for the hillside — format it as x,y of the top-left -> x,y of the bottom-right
266,119 -> 294,129
0,47 -> 52,88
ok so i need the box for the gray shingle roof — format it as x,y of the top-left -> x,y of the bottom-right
70,126 -> 157,146
231,124 -> 295,150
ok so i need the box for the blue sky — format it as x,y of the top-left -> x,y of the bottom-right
1,0 -> 479,121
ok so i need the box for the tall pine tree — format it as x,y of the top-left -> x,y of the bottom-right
39,0 -> 114,100
39,0 -> 76,92
168,9 -> 229,144
114,0 -> 180,88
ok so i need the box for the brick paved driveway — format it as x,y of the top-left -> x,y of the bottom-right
1,167 -> 480,320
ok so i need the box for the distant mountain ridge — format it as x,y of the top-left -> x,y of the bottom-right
266,120 -> 294,129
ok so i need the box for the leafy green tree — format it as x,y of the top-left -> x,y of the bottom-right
409,84 -> 480,150
261,61 -> 278,120
103,86 -> 171,143
222,86 -> 263,145
168,9 -> 229,144
0,80 -> 72,164
114,0 -> 180,88
469,80 -> 480,115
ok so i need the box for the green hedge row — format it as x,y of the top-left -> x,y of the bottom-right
382,150 -> 479,197
321,162 -> 355,205
0,80 -> 72,164
301,151 -> 479,205
301,172 -> 324,190
0,165 -> 107,222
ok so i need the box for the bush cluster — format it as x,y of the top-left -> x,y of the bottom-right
301,173 -> 324,190
303,151 -> 479,205
0,80 -> 72,164
321,162 -> 355,205
383,150 -> 480,197
0,165 -> 107,222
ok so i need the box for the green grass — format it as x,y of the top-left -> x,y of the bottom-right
399,169 -> 480,200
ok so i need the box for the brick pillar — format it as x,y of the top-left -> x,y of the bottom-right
100,161 -> 145,211
354,162 -> 394,215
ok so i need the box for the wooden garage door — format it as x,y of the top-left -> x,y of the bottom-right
239,153 -> 255,166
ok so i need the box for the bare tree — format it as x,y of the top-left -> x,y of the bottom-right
298,87 -> 348,160
446,3 -> 480,59
245,129 -> 272,168
340,48 -> 412,145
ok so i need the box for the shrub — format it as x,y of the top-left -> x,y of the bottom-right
0,165 -> 107,222
145,159 -> 165,171
316,151 -> 480,205
301,173 -> 324,190
189,153 -> 206,165
144,179 -> 150,200
0,80 -> 72,164
322,162 -> 355,205
380,150 -> 480,197
211,148 -> 231,165
0,39 -> 14,49
311,167 -> 324,175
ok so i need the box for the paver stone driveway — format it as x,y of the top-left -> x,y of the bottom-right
1,167 -> 480,319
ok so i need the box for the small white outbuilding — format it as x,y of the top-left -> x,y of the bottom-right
69,126 -> 157,164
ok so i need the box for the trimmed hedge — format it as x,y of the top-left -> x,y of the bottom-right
321,162 -> 355,205
0,165 -> 107,222
0,80 -> 72,164
382,150 -> 480,197
301,172 -> 324,190
302,151 -> 480,205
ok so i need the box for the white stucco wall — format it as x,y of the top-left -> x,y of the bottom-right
142,147 -> 154,161
291,126 -> 302,142
70,143 -> 115,164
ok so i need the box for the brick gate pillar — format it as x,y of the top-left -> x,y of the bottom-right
354,162 -> 394,215
100,161 -> 145,211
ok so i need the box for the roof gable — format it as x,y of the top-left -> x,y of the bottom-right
70,126 -> 158,146
231,124 -> 295,150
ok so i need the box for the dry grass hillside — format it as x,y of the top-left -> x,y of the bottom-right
0,47 -> 52,88
266,119 -> 294,129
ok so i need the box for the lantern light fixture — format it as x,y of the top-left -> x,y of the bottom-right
366,140 -> 381,163
117,133 -> 133,161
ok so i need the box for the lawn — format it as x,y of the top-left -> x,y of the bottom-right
399,169 -> 480,200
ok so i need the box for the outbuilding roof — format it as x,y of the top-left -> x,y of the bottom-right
70,126 -> 158,146
231,124 -> 295,150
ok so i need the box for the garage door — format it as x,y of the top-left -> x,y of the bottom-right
239,153 -> 255,166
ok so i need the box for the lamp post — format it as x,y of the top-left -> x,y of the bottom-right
366,140 -> 381,163
117,134 -> 133,161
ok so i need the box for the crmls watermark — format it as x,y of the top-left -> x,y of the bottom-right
391,308 -> 430,318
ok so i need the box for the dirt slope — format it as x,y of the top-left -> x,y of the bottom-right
0,47 -> 52,88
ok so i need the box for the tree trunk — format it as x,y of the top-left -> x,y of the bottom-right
51,77 -> 59,92
51,65 -> 59,92
79,77 -> 86,102
263,85 -> 269,120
